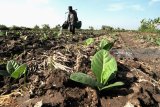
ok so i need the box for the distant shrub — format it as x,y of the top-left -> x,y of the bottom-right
10,25 -> 22,30
0,25 -> 9,30
53,24 -> 61,30
101,25 -> 114,31
139,17 -> 160,32
42,24 -> 50,30
0,31 -> 5,36
33,25 -> 40,30
89,26 -> 94,30
21,27 -> 32,30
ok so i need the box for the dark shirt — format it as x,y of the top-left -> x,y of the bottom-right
67,10 -> 78,25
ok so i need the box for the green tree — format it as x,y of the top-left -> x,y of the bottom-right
139,17 -> 160,32
10,25 -> 22,30
54,24 -> 61,30
42,24 -> 50,30
0,25 -> 9,30
89,26 -> 94,30
33,25 -> 40,30
101,25 -> 114,31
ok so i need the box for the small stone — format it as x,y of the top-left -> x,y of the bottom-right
130,99 -> 140,106
19,78 -> 25,84
34,100 -> 43,107
124,102 -> 134,107
131,85 -> 140,94
152,94 -> 160,103
39,81 -> 45,88
126,72 -> 136,82
126,72 -> 134,78
127,94 -> 134,99
34,76 -> 39,83
140,91 -> 151,105
140,39 -> 145,43
37,70 -> 43,73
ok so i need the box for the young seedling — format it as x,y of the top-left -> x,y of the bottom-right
99,39 -> 114,51
0,60 -> 27,79
70,49 -> 124,91
84,38 -> 94,46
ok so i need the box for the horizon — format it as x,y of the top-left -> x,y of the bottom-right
0,0 -> 160,30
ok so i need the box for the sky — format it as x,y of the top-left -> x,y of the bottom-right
0,0 -> 160,30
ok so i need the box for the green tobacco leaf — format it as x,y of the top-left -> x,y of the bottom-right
99,39 -> 113,51
91,49 -> 117,85
0,70 -> 10,76
84,38 -> 94,46
70,72 -> 101,87
99,39 -> 109,49
99,81 -> 124,91
103,42 -> 114,51
11,64 -> 27,79
6,60 -> 19,74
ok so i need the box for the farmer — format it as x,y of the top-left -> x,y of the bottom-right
67,6 -> 78,34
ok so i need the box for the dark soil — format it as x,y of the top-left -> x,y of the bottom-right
0,30 -> 160,107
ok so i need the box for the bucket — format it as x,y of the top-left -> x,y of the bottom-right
75,21 -> 82,29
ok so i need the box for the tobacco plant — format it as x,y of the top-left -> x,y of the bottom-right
0,60 -> 27,79
84,38 -> 94,46
99,39 -> 114,51
70,49 -> 124,91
